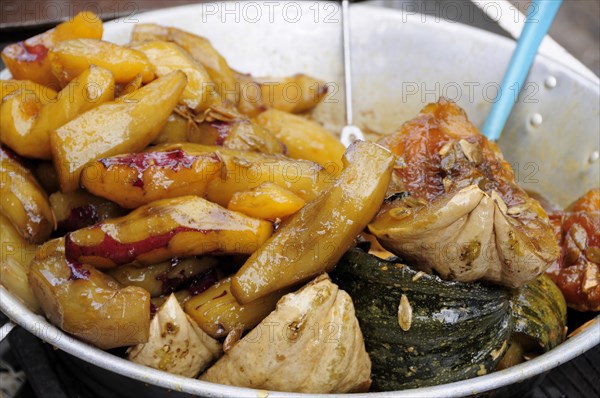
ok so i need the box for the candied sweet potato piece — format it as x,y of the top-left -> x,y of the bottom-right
1,12 -> 103,89
148,143 -> 333,207
29,239 -> 151,349
132,24 -> 237,104
109,256 -> 217,297
51,70 -> 186,192
0,214 -> 40,311
187,105 -> 285,154
255,108 -> 345,173
49,39 -> 154,86
0,147 -> 54,243
231,141 -> 394,303
65,195 -> 273,268
228,182 -> 305,220
1,65 -> 115,159
1,80 -> 57,102
184,277 -> 287,339
131,40 -> 221,112
256,74 -> 328,114
49,190 -> 124,232
81,150 -> 223,208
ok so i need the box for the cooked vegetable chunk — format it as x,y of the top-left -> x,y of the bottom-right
256,74 -> 328,114
149,143 -> 332,207
228,182 -> 306,220
65,196 -> 273,268
0,214 -> 40,311
510,275 -> 567,352
49,39 -> 155,85
184,277 -> 287,339
201,274 -> 371,393
152,111 -> 191,144
1,12 -> 103,89
0,89 -> 56,158
545,188 -> 600,311
332,248 -> 512,391
0,147 -> 54,243
128,294 -> 222,377
109,256 -> 217,297
49,190 -> 123,232
81,150 -> 223,208
29,239 -> 151,349
132,40 -> 221,112
131,24 -> 238,103
1,80 -> 57,102
234,71 -> 266,117
51,70 -> 186,192
187,105 -> 285,154
231,140 -> 394,303
255,109 -> 345,173
370,98 -> 559,288
1,66 -> 115,159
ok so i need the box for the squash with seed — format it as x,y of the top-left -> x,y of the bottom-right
332,248 -> 512,391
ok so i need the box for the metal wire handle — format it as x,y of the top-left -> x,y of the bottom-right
340,0 -> 365,147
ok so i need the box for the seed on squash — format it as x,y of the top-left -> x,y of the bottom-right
412,271 -> 425,282
477,364 -> 487,376
398,294 -> 412,331
490,340 -> 507,360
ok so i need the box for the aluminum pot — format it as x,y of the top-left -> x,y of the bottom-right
1,2 -> 598,397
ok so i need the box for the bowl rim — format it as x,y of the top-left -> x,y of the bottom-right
1,2 -> 599,397
2,286 -> 599,398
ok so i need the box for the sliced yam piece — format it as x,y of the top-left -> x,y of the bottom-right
49,39 -> 155,85
132,40 -> 221,112
0,214 -> 40,312
81,150 -> 223,208
231,141 -> 394,303
65,195 -> 273,268
29,239 -> 151,350
1,11 -> 103,89
228,182 -> 306,220
1,66 -> 114,159
255,108 -> 345,173
184,277 -> 287,339
50,70 -> 186,192
131,24 -> 237,103
0,147 -> 55,243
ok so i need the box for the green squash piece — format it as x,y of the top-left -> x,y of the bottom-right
510,274 -> 567,352
332,248 -> 512,391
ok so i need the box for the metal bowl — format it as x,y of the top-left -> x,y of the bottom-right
1,2 -> 598,397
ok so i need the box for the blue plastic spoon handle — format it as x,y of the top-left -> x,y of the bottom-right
482,0 -> 562,141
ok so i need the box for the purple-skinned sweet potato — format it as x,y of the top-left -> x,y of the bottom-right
65,196 -> 273,268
